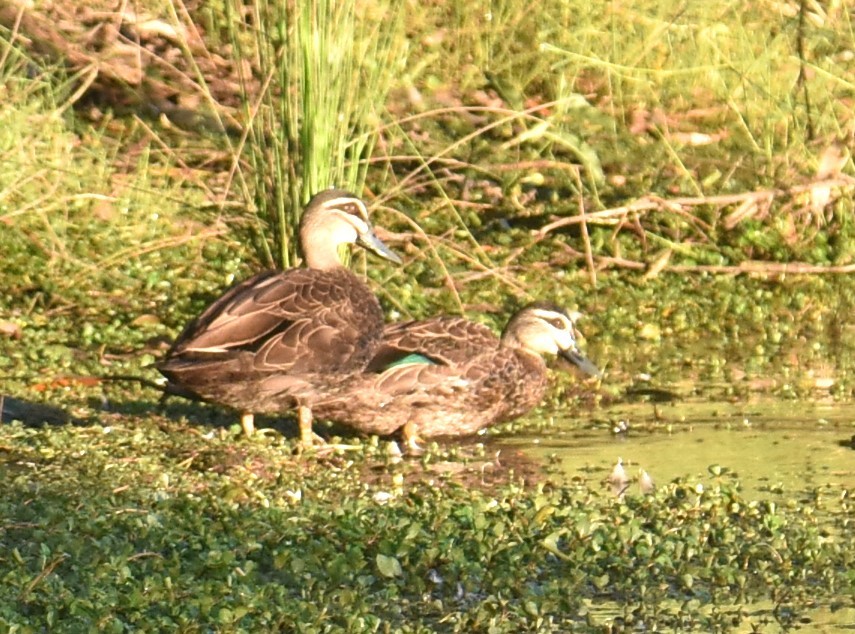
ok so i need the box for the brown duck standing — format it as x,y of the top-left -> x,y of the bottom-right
157,189 -> 401,445
295,302 -> 599,450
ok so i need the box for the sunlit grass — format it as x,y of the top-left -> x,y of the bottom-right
365,0 -> 854,296
4,0 -> 853,311
218,0 -> 406,267
0,38 -> 227,326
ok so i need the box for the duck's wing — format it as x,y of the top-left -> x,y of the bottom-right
166,270 -> 292,354
367,316 -> 499,370
370,353 -> 493,395
163,268 -> 382,374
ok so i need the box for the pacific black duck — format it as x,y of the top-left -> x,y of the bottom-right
158,189 -> 401,444
300,302 -> 600,449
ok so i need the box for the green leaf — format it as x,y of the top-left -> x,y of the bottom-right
376,554 -> 402,578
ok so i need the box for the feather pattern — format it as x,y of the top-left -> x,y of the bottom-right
304,304 -> 599,439
157,190 -> 400,441
158,267 -> 385,409
365,316 -> 498,370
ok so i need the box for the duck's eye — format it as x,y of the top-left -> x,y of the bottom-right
548,317 -> 567,330
339,201 -> 367,220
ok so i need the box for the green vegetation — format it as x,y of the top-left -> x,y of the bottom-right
1,421 -> 852,632
221,0 -> 406,266
1,0 -> 854,631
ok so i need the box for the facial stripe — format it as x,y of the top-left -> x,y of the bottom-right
530,308 -> 573,331
321,196 -> 370,223
331,210 -> 369,236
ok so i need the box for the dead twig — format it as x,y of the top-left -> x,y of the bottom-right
534,176 -> 855,237
555,241 -> 646,271
556,240 -> 855,276
669,261 -> 855,275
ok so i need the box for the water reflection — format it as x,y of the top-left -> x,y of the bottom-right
497,398 -> 855,497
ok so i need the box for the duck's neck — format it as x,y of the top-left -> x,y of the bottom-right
300,216 -> 356,270
515,346 -> 547,368
301,229 -> 350,270
501,332 -> 547,367
500,330 -> 523,350
303,243 -> 348,270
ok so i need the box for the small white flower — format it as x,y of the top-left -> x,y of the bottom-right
373,491 -> 394,504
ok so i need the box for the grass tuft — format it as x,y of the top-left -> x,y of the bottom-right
220,0 -> 406,268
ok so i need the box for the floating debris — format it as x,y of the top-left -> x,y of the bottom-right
639,469 -> 656,495
608,457 -> 630,498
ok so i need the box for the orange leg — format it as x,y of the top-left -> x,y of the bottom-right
402,420 -> 424,455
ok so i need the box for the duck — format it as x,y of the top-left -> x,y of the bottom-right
157,189 -> 401,445
299,302 -> 600,449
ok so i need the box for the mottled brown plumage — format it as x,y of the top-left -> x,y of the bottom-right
304,303 -> 600,445
157,189 -> 401,443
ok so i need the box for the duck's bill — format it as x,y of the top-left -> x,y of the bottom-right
560,348 -> 601,377
357,229 -> 402,264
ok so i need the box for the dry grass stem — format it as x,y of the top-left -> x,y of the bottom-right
536,177 -> 855,237
572,166 -> 597,288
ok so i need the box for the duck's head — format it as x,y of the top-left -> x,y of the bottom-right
502,302 -> 600,376
300,189 -> 402,269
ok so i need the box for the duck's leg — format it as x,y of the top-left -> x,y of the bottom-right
298,405 -> 314,448
241,412 -> 255,437
402,421 -> 424,455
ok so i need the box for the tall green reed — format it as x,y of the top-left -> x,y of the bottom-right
227,0 -> 405,268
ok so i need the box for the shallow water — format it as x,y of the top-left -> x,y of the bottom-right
580,601 -> 855,634
495,397 -> 855,631
499,398 -> 855,497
